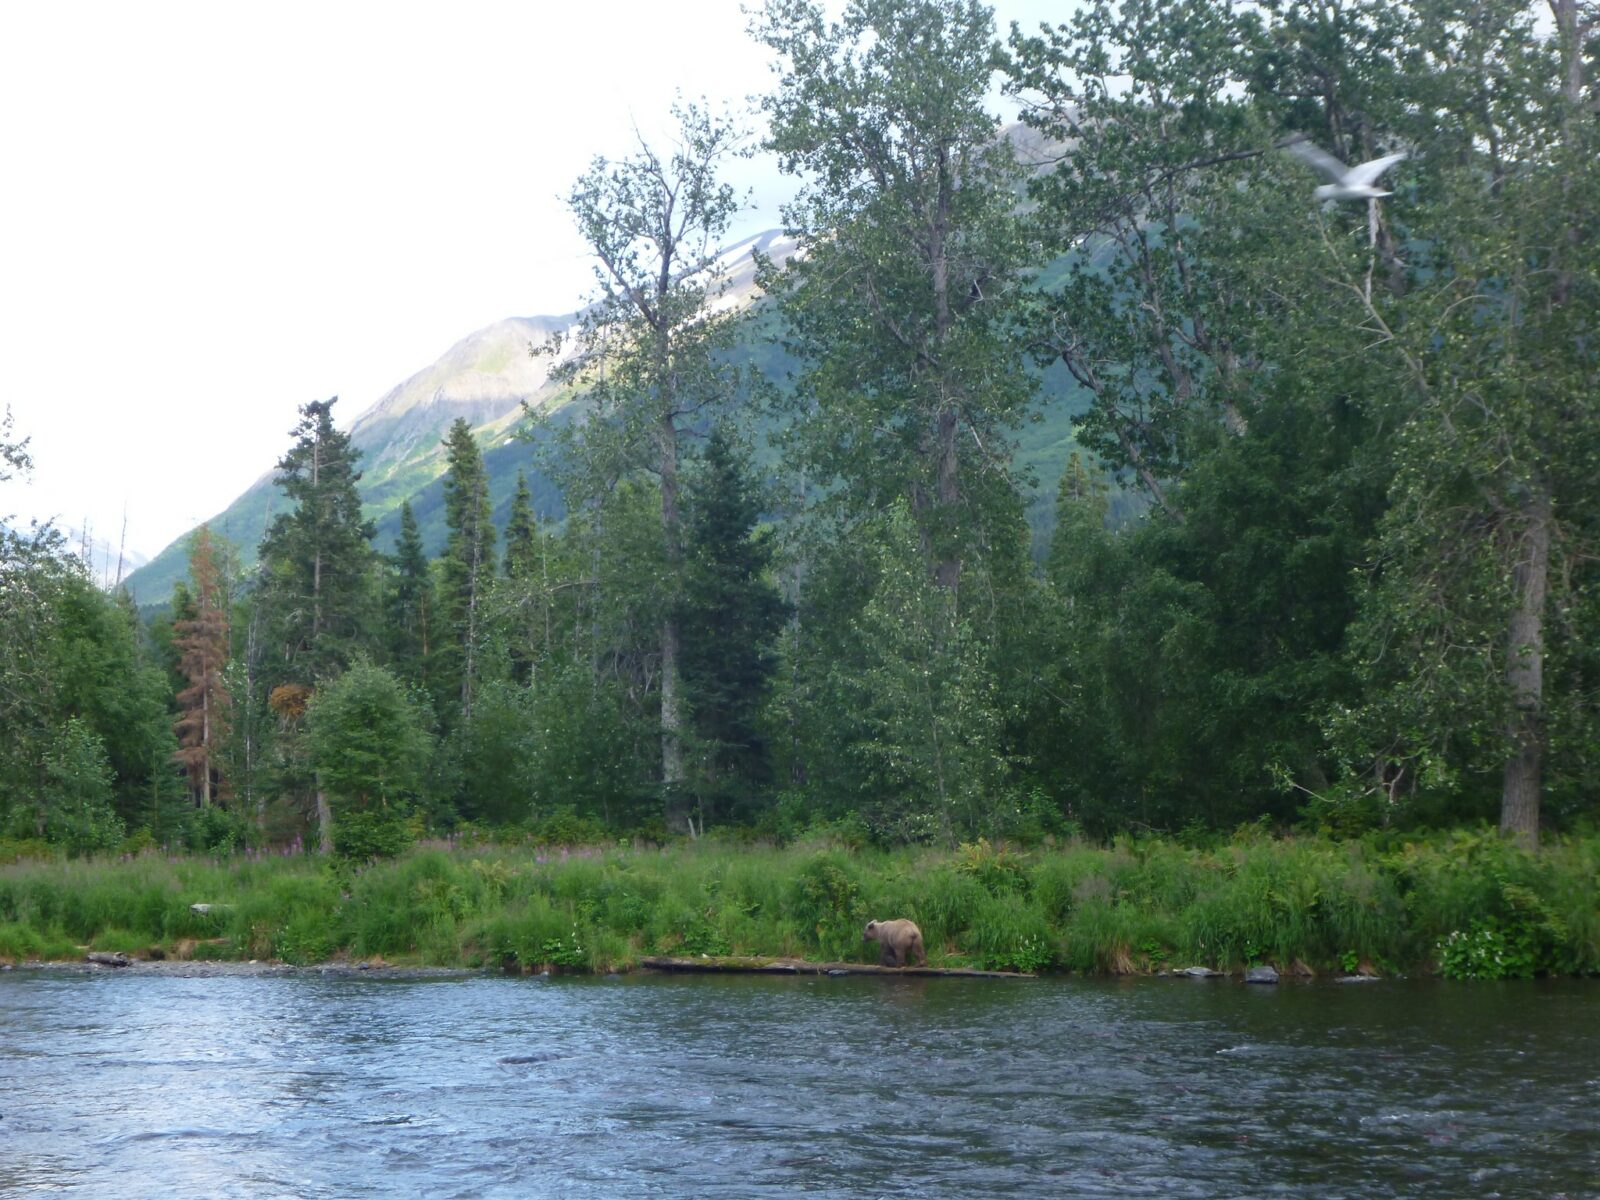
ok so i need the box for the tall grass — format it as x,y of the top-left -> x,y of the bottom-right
1,830 -> 1595,976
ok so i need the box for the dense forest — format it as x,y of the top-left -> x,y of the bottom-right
2,0 -> 1596,862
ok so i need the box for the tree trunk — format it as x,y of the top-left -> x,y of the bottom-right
1500,490 -> 1551,848
933,403 -> 960,593
199,685 -> 211,809
657,410 -> 690,833
929,152 -> 962,595
316,786 -> 333,855
462,530 -> 481,722
661,613 -> 688,824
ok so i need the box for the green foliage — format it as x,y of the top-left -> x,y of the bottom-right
383,500 -> 435,695
963,893 -> 1056,973
185,805 -> 255,855
678,426 -> 789,820
330,809 -> 415,863
755,0 -> 1036,587
255,397 -> 377,688
0,920 -> 77,961
805,504 -> 1013,844
955,838 -> 1031,897
13,0 -> 1600,873
306,662 -> 432,813
39,718 -> 124,855
456,681 -> 536,826
440,417 -> 496,722
0,833 -> 1592,975
789,852 -> 865,960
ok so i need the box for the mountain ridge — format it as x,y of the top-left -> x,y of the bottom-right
122,225 -> 1084,606
122,231 -> 795,606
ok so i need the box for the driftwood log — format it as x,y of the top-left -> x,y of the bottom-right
85,951 -> 132,968
640,955 -> 1034,979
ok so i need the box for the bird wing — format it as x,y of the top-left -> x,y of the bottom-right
1346,151 -> 1408,188
1284,138 -> 1350,183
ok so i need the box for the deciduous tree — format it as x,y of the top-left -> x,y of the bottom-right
542,100 -> 748,831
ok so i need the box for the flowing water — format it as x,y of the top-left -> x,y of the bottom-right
1,968 -> 1595,1198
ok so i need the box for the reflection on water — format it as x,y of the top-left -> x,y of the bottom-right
1,970 -> 1596,1198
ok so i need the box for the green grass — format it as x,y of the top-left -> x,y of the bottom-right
1,830 -> 1595,977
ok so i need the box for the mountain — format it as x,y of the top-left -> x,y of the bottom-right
123,226 -> 1087,605
123,321 -> 547,604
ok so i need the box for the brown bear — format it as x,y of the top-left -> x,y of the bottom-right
863,918 -> 927,967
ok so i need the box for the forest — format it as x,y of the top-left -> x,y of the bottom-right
1,0 -> 1597,870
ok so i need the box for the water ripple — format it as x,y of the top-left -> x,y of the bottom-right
1,973 -> 1596,1198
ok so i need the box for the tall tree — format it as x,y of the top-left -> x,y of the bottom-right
255,397 -> 376,851
440,418 -> 495,722
753,0 -> 1037,596
172,525 -> 231,809
503,471 -> 537,581
384,500 -> 434,695
678,427 -> 789,824
257,398 -> 376,686
1006,0 -> 1283,518
501,471 -> 542,686
1315,0 -> 1600,845
1,414 -> 173,845
543,100 -> 747,832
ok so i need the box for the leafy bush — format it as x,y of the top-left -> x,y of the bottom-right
789,852 -> 864,959
964,894 -> 1056,972
186,806 -> 255,854
539,925 -> 587,968
1436,925 -> 1527,980
955,838 -> 1031,896
332,809 -> 414,862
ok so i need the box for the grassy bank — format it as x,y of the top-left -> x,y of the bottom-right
1,830 -> 1595,979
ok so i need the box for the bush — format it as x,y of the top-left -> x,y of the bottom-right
963,893 -> 1056,972
789,852 -> 865,959
333,809 -> 414,863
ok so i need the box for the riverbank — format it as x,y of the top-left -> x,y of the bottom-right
1,830 -> 1595,979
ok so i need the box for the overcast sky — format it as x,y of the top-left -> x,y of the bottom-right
1,0 -> 1067,563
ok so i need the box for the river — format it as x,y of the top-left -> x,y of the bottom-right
1,969 -> 1595,1198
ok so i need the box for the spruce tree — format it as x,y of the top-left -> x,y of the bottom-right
255,397 -> 376,850
503,471 -> 537,580
385,501 -> 434,695
502,472 -> 541,686
257,398 -> 376,686
440,418 -> 495,722
679,429 -> 788,822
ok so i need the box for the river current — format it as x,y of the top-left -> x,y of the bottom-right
1,969 -> 1595,1198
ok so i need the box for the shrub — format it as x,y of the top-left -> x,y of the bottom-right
789,852 -> 865,959
963,893 -> 1056,972
332,809 -> 414,863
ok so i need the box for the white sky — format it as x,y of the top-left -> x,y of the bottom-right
1,0 -> 1066,562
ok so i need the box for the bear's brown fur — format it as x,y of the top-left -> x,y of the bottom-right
863,918 -> 927,967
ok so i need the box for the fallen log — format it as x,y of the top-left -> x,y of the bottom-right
639,955 -> 1034,980
86,951 -> 132,968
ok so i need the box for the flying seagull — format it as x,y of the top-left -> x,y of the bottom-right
1284,138 -> 1407,202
